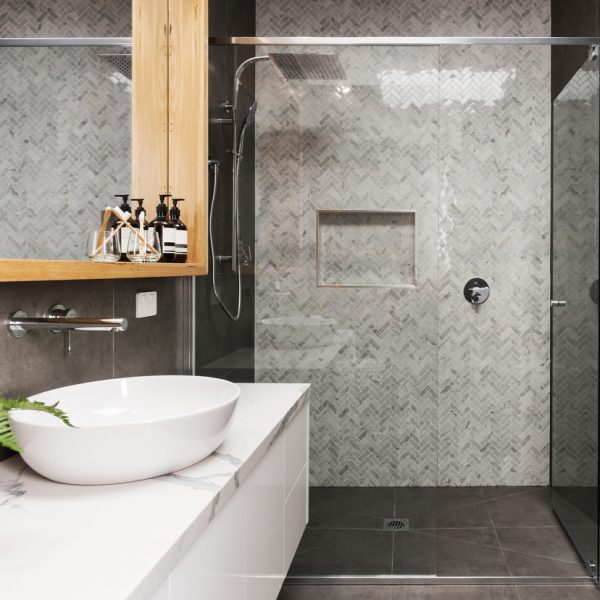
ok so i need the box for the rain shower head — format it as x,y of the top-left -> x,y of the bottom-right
268,52 -> 346,81
100,53 -> 132,80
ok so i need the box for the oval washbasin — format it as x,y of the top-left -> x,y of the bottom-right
9,376 -> 240,485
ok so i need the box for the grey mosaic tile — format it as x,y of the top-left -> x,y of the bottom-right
256,1 -> 551,486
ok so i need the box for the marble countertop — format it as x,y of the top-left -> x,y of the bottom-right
0,382 -> 310,600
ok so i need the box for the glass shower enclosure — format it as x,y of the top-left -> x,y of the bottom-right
551,48 -> 600,580
208,36 -> 600,583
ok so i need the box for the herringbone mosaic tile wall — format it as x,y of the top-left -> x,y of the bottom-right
255,0 -> 552,486
0,1 -> 131,260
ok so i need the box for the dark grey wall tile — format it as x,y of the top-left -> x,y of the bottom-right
0,279 -> 114,462
551,0 -> 599,98
197,0 -> 256,380
0,276 -> 190,462
113,278 -> 188,378
0,280 -> 114,398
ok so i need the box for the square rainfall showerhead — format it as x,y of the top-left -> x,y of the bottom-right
268,52 -> 347,81
100,53 -> 132,80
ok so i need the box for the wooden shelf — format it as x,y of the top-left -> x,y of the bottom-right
0,259 -> 207,282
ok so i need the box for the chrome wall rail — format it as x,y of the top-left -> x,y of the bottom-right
210,36 -> 600,46
0,37 -> 132,47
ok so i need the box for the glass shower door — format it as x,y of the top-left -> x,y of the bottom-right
551,50 -> 600,578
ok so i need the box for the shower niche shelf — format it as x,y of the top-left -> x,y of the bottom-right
316,209 -> 416,288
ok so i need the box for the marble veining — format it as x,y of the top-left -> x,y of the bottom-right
0,383 -> 309,600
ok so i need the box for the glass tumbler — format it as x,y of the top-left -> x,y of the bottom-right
126,228 -> 161,263
85,230 -> 121,263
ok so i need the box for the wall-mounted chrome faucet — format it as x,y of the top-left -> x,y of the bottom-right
464,278 -> 490,311
6,304 -> 128,353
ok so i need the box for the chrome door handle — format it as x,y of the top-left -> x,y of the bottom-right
551,300 -> 567,307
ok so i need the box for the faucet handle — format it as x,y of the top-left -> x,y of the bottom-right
47,305 -> 78,335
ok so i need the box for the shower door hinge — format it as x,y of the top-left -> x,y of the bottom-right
586,560 -> 597,579
590,45 -> 599,61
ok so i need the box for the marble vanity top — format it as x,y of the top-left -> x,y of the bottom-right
0,383 -> 310,600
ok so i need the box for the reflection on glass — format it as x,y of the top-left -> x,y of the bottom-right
551,54 -> 599,574
0,46 -> 131,260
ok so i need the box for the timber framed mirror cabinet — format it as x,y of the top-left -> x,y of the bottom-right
0,0 -> 208,282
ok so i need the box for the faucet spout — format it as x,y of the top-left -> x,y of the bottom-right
6,305 -> 128,338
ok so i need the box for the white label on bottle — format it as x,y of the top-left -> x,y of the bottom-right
162,228 -> 176,254
120,228 -> 131,254
176,230 -> 188,254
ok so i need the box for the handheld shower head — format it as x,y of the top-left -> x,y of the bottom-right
242,101 -> 258,127
237,101 -> 258,156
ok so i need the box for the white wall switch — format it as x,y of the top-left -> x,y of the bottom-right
136,291 -> 157,318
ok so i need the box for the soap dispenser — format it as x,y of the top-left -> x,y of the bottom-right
112,194 -> 131,261
130,199 -> 149,237
150,194 -> 175,262
170,198 -> 188,263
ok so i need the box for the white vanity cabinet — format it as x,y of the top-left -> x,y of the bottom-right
150,403 -> 309,600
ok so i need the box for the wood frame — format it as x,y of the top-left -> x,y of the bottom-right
0,0 -> 208,282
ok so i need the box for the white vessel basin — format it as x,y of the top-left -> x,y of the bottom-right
9,376 -> 240,485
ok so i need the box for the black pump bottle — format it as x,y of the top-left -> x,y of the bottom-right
170,198 -> 188,263
112,194 -> 131,261
151,194 -> 175,262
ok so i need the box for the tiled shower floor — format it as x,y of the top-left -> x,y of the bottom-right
281,487 -> 589,586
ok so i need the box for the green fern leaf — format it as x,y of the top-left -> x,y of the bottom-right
0,397 -> 75,453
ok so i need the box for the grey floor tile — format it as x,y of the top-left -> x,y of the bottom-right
288,528 -> 393,576
278,586 -> 392,600
495,526 -> 582,563
393,586 -> 520,599
394,487 -> 486,518
436,487 -> 486,509
426,527 -> 499,547
515,585 -> 599,600
503,549 -> 588,577
436,501 -> 493,529
486,489 -> 558,528
393,487 -> 491,529
480,487 -> 541,501
394,487 -> 438,518
309,487 -> 395,529
392,532 -> 438,575
553,486 -> 597,522
437,536 -> 511,576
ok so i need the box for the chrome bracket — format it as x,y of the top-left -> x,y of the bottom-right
219,99 -> 233,114
7,310 -> 28,338
586,560 -> 597,579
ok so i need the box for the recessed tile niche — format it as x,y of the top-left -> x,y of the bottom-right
317,210 -> 416,288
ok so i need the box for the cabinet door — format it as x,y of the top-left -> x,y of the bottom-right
132,0 -> 169,207
168,0 -> 209,270
245,434 -> 286,600
169,488 -> 245,600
